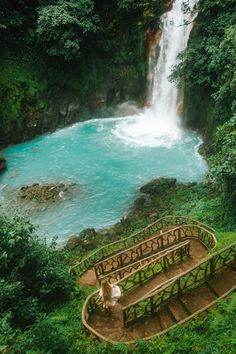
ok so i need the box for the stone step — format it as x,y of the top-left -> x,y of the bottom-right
168,299 -> 189,322
158,308 -> 175,330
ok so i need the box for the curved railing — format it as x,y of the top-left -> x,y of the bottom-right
123,242 -> 236,326
99,240 -> 190,284
70,216 -> 215,276
82,241 -> 236,344
86,241 -> 191,314
94,224 -> 216,279
82,225 -> 217,312
82,241 -> 191,336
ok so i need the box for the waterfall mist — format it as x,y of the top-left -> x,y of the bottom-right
113,0 -> 197,148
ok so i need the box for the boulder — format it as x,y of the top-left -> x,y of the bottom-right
0,157 -> 7,173
18,182 -> 75,202
79,228 -> 97,240
134,195 -> 150,209
79,228 -> 97,250
65,236 -> 81,250
140,178 -> 177,196
149,211 -> 159,218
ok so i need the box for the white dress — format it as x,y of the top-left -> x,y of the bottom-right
99,284 -> 121,306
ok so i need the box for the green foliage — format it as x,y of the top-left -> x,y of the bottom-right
6,291 -> 236,353
170,0 -> 236,213
214,231 -> 236,252
36,0 -> 98,60
0,214 -> 73,330
208,116 -> 236,204
0,57 -> 46,146
171,0 -> 236,128
19,318 -> 71,354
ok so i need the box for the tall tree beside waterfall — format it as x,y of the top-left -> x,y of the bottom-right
36,0 -> 98,60
170,0 -> 236,205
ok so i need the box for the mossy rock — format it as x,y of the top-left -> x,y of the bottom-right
140,178 -> 177,196
65,236 -> 81,251
0,157 -> 7,173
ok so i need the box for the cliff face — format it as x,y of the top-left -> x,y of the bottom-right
0,0 -> 174,149
0,55 -> 147,149
178,0 -> 236,143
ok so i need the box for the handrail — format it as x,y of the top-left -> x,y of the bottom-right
94,224 -> 216,278
99,240 -> 190,284
70,216 -> 215,276
81,220 -> 222,344
83,240 -> 191,321
117,240 -> 190,295
82,279 -> 236,345
122,241 -> 236,326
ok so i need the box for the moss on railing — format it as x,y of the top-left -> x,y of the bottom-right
123,242 -> 236,326
70,216 -> 215,276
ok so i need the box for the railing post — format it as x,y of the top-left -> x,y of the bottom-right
139,270 -> 143,286
177,277 -> 182,296
163,256 -> 167,271
180,246 -> 183,261
119,254 -> 123,268
139,244 -> 143,258
101,262 -> 105,276
94,265 -> 99,279
179,228 -> 182,242
123,309 -> 127,327
210,258 -> 215,278
150,296 -> 154,316
160,233 -> 164,249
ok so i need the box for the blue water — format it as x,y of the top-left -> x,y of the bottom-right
0,117 -> 207,245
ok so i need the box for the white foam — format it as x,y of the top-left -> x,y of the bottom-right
112,109 -> 183,148
112,0 -> 198,148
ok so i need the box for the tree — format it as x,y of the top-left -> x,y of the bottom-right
36,0 -> 98,59
170,0 -> 236,129
208,116 -> 236,205
0,214 -> 73,329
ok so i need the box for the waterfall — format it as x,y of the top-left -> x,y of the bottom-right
113,0 -> 197,148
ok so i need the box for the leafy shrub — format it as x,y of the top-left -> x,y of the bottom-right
36,0 -> 98,60
0,214 -> 74,329
171,0 -> 236,130
208,116 -> 236,205
19,318 -> 71,354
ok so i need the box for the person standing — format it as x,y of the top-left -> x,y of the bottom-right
98,281 -> 121,313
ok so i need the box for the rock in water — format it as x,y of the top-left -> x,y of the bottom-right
140,178 -> 177,196
66,236 -> 80,250
18,182 -> 75,203
0,157 -> 7,173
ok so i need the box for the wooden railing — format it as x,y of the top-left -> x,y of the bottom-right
85,240 -> 191,314
94,224 -> 216,279
70,216 -> 215,276
122,242 -> 236,326
117,240 -> 190,294
99,241 -> 190,284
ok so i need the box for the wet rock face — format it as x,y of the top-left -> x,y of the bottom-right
65,228 -> 97,251
18,182 -> 75,202
0,157 -> 7,173
140,178 -> 177,197
66,236 -> 81,250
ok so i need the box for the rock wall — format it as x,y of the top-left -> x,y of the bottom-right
0,0 -> 174,150
0,56 -> 147,150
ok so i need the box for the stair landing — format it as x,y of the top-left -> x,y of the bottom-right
88,269 -> 236,342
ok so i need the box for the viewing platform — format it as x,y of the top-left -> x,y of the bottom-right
72,216 -> 236,343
